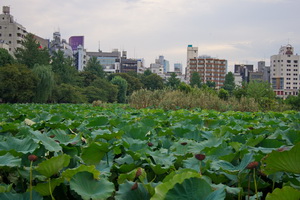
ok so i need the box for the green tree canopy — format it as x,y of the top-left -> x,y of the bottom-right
51,50 -> 78,85
142,73 -> 164,90
0,64 -> 37,103
223,72 -> 235,94
111,76 -> 128,103
32,64 -> 55,103
91,78 -> 118,103
246,80 -> 275,101
14,33 -> 50,68
51,84 -> 86,103
0,48 -> 14,67
84,57 -> 105,79
205,81 -> 216,89
166,73 -> 181,89
108,73 -> 143,95
190,72 -> 202,88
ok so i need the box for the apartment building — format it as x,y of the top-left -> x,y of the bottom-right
0,6 -> 27,54
270,44 -> 300,98
186,45 -> 227,88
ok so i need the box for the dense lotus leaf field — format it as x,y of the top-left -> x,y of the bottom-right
0,104 -> 299,200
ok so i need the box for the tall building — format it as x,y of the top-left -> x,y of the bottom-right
174,63 -> 183,74
186,45 -> 227,88
87,49 -> 121,73
69,36 -> 84,51
234,64 -> 254,82
0,6 -> 27,54
270,44 -> 300,98
258,61 -> 271,83
49,32 -> 73,58
155,55 -> 169,73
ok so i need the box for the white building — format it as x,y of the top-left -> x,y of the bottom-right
270,44 -> 300,98
0,6 -> 27,54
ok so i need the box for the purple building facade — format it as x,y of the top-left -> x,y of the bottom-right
69,36 -> 84,51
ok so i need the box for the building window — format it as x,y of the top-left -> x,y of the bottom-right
287,69 -> 291,71
287,73 -> 291,76
294,74 -> 298,76
294,60 -> 298,63
294,69 -> 298,71
9,41 -> 11,44
293,82 -> 298,85
287,60 -> 291,63
287,82 -> 291,85
293,78 -> 297,80
9,33 -> 12,37
287,78 -> 291,80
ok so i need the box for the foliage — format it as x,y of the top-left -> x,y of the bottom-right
51,83 -> 86,103
0,48 -> 14,67
84,56 -> 105,79
190,72 -> 202,88
14,33 -> 50,68
285,94 -> 300,110
111,76 -> 128,103
32,64 -> 55,103
205,80 -> 216,89
51,50 -> 78,85
218,88 -> 229,100
0,104 -> 299,199
108,73 -> 143,95
0,64 -> 38,103
142,73 -> 164,90
178,82 -> 192,93
223,72 -> 235,94
91,78 -> 118,103
166,73 -> 181,89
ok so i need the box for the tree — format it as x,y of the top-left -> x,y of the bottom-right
111,76 -> 128,103
206,81 -> 216,89
108,73 -> 143,95
246,81 -> 275,102
285,94 -> 300,110
51,50 -> 78,85
0,64 -> 37,103
166,73 -> 181,89
218,88 -> 229,100
91,78 -> 118,103
84,56 -> 105,78
190,72 -> 202,88
143,69 -> 152,76
223,72 -> 235,94
14,33 -> 50,68
32,64 -> 55,103
178,82 -> 192,93
51,84 -> 86,103
0,48 -> 14,67
142,73 -> 164,90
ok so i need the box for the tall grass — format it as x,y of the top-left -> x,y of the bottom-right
128,88 -> 290,112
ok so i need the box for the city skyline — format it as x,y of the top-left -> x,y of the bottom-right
2,0 -> 300,71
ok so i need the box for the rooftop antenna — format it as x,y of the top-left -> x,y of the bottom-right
98,41 -> 100,52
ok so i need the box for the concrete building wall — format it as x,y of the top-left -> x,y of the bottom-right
270,44 -> 300,98
0,6 -> 27,54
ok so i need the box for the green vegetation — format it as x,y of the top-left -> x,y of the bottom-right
0,104 -> 299,199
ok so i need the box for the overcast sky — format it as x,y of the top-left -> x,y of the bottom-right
2,0 -> 300,71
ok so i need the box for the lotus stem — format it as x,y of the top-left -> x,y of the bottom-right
29,161 -> 33,200
253,168 -> 258,200
49,178 -> 55,200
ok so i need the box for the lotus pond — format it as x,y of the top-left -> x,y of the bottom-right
0,104 -> 299,200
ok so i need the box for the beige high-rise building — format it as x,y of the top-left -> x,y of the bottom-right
186,45 -> 227,88
270,44 -> 300,98
0,6 -> 27,54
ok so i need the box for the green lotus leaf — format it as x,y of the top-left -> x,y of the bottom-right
91,129 -> 123,141
151,170 -> 201,200
0,153 -> 21,167
0,184 -> 12,193
30,130 -> 62,152
81,142 -> 110,165
0,191 -> 42,200
211,153 -> 253,173
35,154 -> 71,178
118,168 -> 147,184
0,137 -> 38,154
183,157 -> 201,172
262,143 -> 300,175
70,171 -> 114,200
47,129 -> 81,145
266,186 -> 300,200
62,165 -> 100,181
33,177 -> 64,196
86,116 -> 109,127
115,181 -> 151,200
